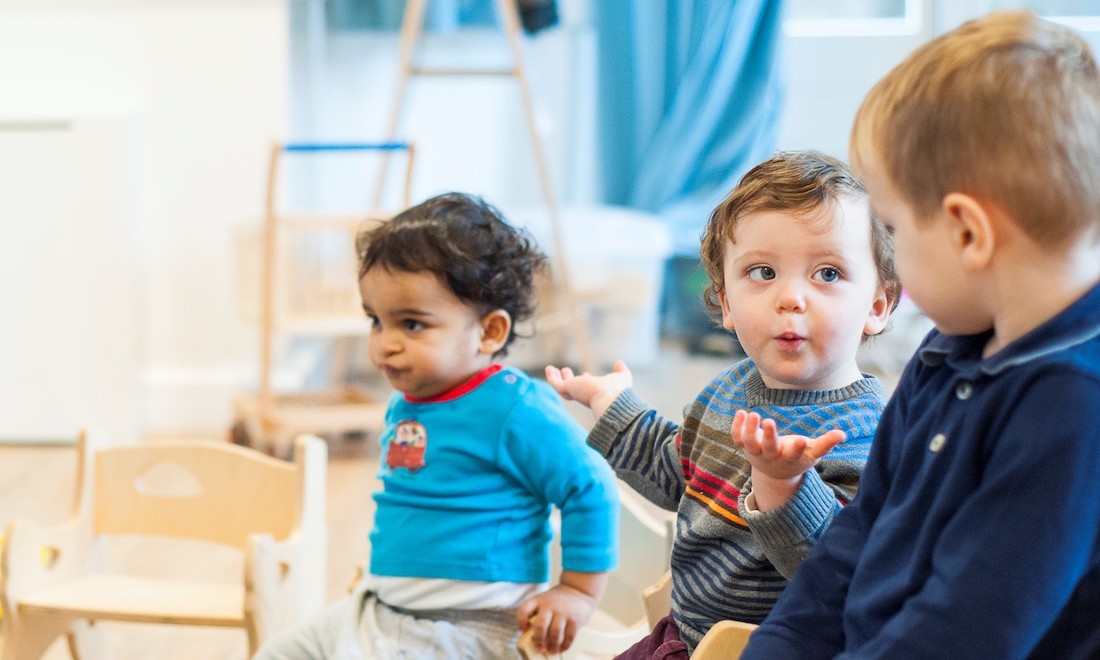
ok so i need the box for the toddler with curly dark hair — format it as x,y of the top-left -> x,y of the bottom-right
256,192 -> 619,659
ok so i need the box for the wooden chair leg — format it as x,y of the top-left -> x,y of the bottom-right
3,614 -> 74,660
66,619 -> 105,660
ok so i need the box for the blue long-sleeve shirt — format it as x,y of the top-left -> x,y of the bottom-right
370,365 -> 619,584
744,282 -> 1100,659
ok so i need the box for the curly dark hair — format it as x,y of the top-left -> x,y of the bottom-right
356,192 -> 548,354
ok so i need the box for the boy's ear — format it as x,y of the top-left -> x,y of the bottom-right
943,192 -> 994,272
717,288 -> 736,332
478,309 -> 512,355
863,284 -> 892,337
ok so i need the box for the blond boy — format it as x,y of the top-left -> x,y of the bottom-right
744,11 -> 1100,658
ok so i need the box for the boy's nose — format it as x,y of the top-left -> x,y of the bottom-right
775,281 -> 807,313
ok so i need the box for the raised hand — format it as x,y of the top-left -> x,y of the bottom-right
545,360 -> 634,420
731,410 -> 846,510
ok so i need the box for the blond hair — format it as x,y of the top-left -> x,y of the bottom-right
699,150 -> 900,322
850,10 -> 1100,246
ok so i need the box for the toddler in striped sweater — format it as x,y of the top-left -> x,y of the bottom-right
546,150 -> 900,658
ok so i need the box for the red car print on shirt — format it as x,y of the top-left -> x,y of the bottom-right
386,420 -> 427,473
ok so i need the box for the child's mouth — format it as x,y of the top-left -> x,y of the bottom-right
775,333 -> 805,350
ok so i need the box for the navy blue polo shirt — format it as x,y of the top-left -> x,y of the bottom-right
745,282 -> 1100,659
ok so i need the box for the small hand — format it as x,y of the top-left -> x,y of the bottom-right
515,584 -> 597,655
730,410 -> 846,481
545,360 -> 633,419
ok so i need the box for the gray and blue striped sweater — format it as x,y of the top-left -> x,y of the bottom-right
587,358 -> 885,652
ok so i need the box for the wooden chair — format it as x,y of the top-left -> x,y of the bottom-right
518,486 -> 676,659
0,430 -> 327,659
692,620 -> 758,659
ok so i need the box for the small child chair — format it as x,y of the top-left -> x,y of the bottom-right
0,429 -> 327,659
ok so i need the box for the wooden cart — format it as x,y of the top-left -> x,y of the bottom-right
233,141 -> 414,457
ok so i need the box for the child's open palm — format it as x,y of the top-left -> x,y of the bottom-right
731,410 -> 846,481
545,360 -> 634,420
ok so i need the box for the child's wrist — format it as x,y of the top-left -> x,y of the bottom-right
590,387 -> 625,419
551,582 -> 596,602
558,569 -> 609,603
750,471 -> 804,511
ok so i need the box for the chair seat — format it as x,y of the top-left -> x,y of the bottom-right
18,573 -> 245,627
572,609 -> 649,656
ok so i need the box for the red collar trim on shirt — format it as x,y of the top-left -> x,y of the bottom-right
403,364 -> 505,404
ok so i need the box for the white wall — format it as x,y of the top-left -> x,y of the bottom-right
0,0 -> 288,440
776,9 -> 934,156
1,118 -> 144,442
776,1 -> 1100,156
286,18 -> 598,213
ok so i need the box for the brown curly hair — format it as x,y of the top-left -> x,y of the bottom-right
699,150 -> 901,334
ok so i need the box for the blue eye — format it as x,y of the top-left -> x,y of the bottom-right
813,267 -> 841,283
747,266 -> 776,282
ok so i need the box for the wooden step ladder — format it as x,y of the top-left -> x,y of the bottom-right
374,0 -> 596,373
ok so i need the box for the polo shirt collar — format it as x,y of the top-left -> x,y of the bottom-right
918,281 -> 1100,376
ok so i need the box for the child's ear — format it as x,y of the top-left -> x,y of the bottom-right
943,192 -> 994,271
718,288 -> 736,332
864,284 -> 892,336
478,309 -> 512,355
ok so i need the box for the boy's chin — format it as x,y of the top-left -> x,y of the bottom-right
757,364 -> 860,392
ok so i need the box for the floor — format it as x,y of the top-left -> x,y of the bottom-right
0,335 -> 916,659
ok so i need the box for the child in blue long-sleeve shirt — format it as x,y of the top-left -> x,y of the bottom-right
744,11 -> 1100,659
257,192 -> 618,659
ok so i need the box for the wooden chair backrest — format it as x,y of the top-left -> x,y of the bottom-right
520,487 -> 675,659
691,620 -> 758,659
92,440 -> 302,548
564,486 -> 674,626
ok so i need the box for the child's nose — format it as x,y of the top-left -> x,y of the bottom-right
775,280 -> 807,313
377,329 -> 403,355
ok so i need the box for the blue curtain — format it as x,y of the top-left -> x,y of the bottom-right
593,1 -> 786,255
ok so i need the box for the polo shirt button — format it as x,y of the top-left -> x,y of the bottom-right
955,381 -> 973,400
